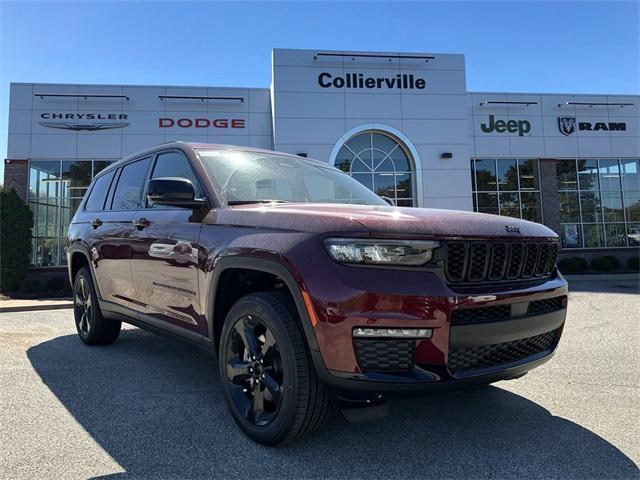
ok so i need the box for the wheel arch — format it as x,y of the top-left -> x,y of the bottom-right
208,256 -> 321,357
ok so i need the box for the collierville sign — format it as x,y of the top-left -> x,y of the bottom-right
558,117 -> 627,135
318,72 -> 426,90
480,115 -> 531,136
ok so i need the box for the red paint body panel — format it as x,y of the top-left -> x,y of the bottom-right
68,142 -> 568,396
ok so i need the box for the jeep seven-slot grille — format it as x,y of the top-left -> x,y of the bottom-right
445,241 -> 558,284
354,339 -> 415,372
448,330 -> 558,374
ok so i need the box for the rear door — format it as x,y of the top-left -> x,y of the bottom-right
89,156 -> 152,309
130,150 -> 206,335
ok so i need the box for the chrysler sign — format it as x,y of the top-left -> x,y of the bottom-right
39,112 -> 129,131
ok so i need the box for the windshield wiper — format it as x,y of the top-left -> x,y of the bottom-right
226,199 -> 291,206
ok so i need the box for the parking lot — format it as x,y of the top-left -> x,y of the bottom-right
1,278 -> 639,479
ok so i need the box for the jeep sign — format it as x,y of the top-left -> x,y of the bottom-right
480,115 -> 531,136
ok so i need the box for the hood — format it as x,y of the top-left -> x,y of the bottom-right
208,203 -> 557,239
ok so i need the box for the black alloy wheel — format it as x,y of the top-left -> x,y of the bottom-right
224,315 -> 284,426
219,292 -> 331,445
74,275 -> 93,338
73,267 -> 121,345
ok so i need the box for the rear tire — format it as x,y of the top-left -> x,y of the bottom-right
73,267 -> 121,345
219,291 -> 331,446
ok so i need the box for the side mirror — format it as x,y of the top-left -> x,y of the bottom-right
380,196 -> 396,206
147,177 -> 207,208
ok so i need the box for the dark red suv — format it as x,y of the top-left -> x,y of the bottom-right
67,142 -> 568,445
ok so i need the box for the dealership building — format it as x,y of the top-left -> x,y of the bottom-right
4,48 -> 639,267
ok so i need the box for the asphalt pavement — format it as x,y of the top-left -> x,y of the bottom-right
1,279 -> 638,479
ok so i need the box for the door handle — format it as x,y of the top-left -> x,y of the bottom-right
133,217 -> 151,229
90,218 -> 103,229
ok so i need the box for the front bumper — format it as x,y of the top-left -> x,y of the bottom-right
302,260 -> 568,399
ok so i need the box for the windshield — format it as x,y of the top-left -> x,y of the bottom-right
196,149 -> 388,206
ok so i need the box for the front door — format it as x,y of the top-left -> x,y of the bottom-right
130,150 -> 206,335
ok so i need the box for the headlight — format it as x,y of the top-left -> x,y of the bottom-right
323,238 -> 440,266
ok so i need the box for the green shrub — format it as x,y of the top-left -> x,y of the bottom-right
18,277 -> 41,294
590,256 -> 616,272
0,188 -> 33,292
558,257 -> 583,274
603,255 -> 621,270
628,256 -> 640,270
573,257 -> 588,270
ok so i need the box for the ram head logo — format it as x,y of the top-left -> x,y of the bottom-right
558,117 -> 576,136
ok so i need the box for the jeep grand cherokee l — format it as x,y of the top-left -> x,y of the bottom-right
67,142 -> 568,445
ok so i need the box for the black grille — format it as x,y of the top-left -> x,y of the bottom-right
445,240 -> 558,284
451,305 -> 511,325
528,296 -> 566,316
448,330 -> 557,374
354,339 -> 414,372
447,243 -> 467,282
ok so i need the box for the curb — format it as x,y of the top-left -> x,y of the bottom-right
0,300 -> 73,313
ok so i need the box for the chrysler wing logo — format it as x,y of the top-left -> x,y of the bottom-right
39,122 -> 129,131
558,117 -> 576,136
505,225 -> 521,233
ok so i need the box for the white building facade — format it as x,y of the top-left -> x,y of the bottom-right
5,48 -> 640,267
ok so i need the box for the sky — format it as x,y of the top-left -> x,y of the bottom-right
1,0 -> 638,180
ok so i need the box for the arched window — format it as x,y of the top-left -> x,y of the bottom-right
334,131 -> 416,207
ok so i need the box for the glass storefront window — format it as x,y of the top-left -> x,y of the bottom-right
521,192 -> 542,223
598,159 -> 621,191
627,223 -> 640,246
518,159 -> 540,191
577,159 -> 599,191
62,160 -> 92,197
605,223 -> 627,247
472,158 -> 541,223
475,159 -> 497,191
497,159 -> 518,191
28,159 -> 118,266
476,192 -> 498,215
583,224 -> 605,248
557,160 -> 578,191
29,161 -> 61,198
621,159 -> 639,190
558,158 -> 640,248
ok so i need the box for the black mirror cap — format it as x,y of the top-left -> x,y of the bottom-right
147,177 -> 206,208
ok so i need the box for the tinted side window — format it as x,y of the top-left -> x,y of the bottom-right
151,151 -> 201,193
111,157 -> 151,210
85,170 -> 115,211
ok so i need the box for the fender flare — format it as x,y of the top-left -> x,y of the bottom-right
67,244 -> 102,298
207,256 -> 321,355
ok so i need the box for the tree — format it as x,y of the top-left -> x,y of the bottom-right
0,187 -> 33,292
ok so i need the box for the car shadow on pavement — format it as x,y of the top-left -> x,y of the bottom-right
28,329 -> 638,480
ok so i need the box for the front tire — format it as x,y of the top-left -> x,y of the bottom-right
219,292 -> 330,446
73,267 -> 121,345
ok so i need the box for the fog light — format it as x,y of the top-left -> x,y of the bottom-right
352,327 -> 433,338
